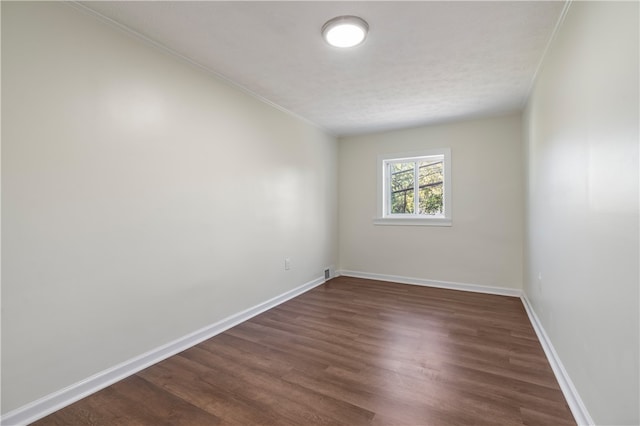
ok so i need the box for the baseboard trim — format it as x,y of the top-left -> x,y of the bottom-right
336,270 -> 522,297
520,294 -> 594,426
1,276 -> 326,426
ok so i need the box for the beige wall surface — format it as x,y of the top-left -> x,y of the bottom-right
338,114 -> 524,289
524,2 -> 639,424
1,2 -> 337,413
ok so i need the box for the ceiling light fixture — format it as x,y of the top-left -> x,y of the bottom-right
322,15 -> 368,48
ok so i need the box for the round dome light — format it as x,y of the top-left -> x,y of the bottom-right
321,16 -> 369,48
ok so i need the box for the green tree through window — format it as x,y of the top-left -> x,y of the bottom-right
388,159 -> 443,215
377,149 -> 451,226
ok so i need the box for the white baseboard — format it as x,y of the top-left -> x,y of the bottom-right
0,276 -> 326,426
336,269 -> 522,297
520,294 -> 594,426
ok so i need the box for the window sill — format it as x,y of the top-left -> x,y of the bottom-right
373,217 -> 452,227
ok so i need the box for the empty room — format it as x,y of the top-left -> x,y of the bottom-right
1,1 -> 638,425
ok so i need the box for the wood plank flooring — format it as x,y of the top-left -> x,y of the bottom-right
33,276 -> 576,425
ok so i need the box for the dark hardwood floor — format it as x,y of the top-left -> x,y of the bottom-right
34,276 -> 576,425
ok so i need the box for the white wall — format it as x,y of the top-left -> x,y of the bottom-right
524,2 -> 639,424
1,2 -> 337,414
338,114 -> 524,290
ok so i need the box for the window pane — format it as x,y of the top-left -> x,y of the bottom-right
418,158 -> 443,215
390,162 -> 414,214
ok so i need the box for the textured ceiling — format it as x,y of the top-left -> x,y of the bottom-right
77,1 -> 565,136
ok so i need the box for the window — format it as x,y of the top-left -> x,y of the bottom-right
375,148 -> 451,226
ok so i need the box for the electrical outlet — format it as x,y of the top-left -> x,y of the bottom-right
284,258 -> 291,270
324,269 -> 330,280
537,272 -> 542,295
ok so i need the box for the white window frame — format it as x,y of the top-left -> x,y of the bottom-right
374,148 -> 452,227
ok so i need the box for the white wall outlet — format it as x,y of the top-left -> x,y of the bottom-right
537,272 -> 543,295
284,258 -> 291,270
